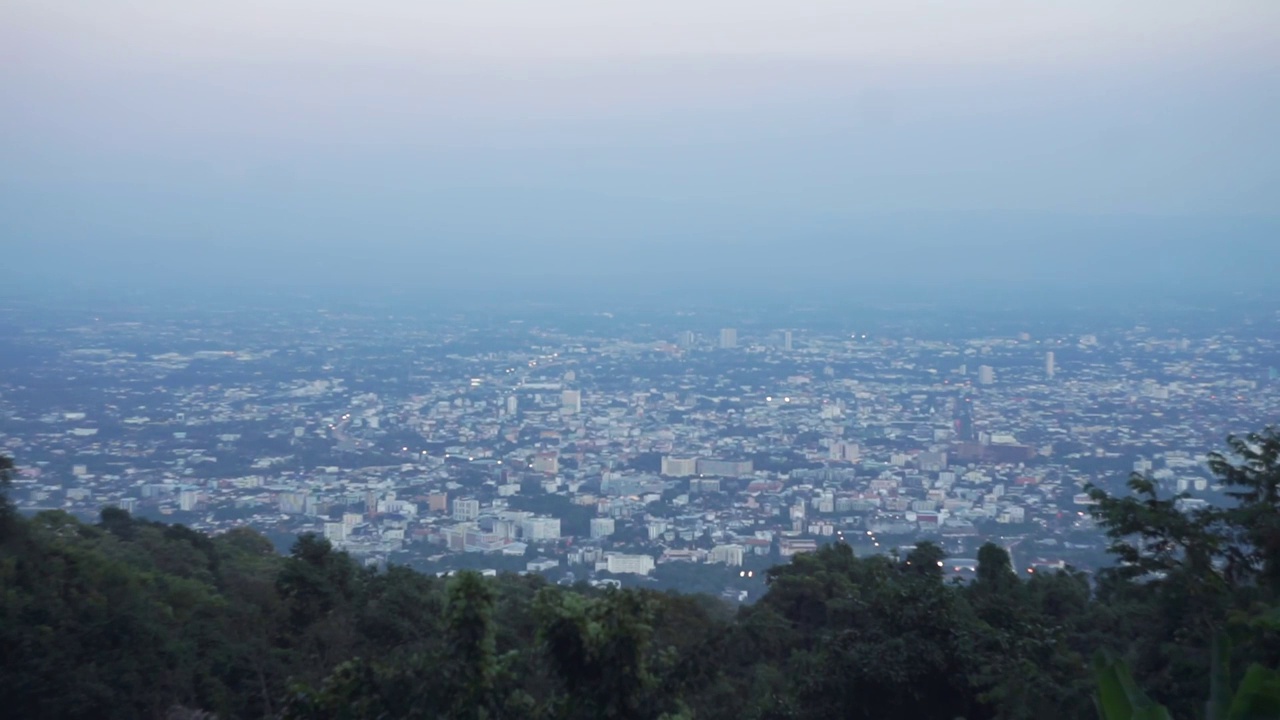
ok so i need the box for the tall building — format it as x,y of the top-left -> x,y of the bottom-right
561,389 -> 581,414
278,491 -> 309,515
428,491 -> 449,513
323,522 -> 347,544
675,330 -> 696,349
589,517 -> 616,539
521,517 -> 561,541
709,544 -> 745,567
1045,351 -> 1056,380
829,442 -> 860,463
505,395 -> 518,417
453,497 -> 480,521
719,328 -> 737,349
978,365 -> 995,385
782,330 -> 793,351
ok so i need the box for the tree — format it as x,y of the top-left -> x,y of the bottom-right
0,455 -> 15,542
1085,426 -> 1280,716
537,586 -> 674,720
976,542 -> 1019,592
904,540 -> 946,579
444,571 -> 498,719
1210,428 -> 1280,592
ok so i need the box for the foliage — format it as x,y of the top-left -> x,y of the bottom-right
1092,650 -> 1173,720
1092,631 -> 1280,720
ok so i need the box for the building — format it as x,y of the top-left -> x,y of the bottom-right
978,365 -> 995,385
445,524 -> 511,553
708,544 -> 745,566
782,330 -> 793,351
696,458 -> 754,477
689,477 -> 721,493
505,395 -> 519,416
532,452 -> 559,475
323,521 -> 347,543
178,489 -> 200,511
1045,351 -> 1056,379
829,441 -> 860,462
917,451 -> 947,472
521,517 -> 561,541
661,456 -> 698,477
428,492 -> 449,513
718,328 -> 737,349
675,330 -> 695,349
779,538 -> 818,557
561,389 -> 581,415
589,517 -> 616,539
453,497 -> 480,521
605,553 -> 656,575
278,491 -> 309,515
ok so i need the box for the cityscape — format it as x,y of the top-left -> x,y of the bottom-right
5,1 -> 1280,716
4,297 -> 1277,602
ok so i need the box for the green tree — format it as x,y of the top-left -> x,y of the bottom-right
443,571 -> 498,719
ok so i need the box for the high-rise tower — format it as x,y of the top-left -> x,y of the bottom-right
978,365 -> 995,385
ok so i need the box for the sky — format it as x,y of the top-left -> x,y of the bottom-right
2,1 -> 1279,301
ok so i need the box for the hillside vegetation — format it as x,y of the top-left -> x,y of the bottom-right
2,429 -> 1279,719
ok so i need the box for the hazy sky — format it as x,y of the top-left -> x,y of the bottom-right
3,1 -> 1279,297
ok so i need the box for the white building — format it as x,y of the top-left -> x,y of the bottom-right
605,554 -> 655,575
323,521 -> 347,543
719,328 -> 737,349
178,489 -> 200,511
978,365 -> 995,385
561,389 -> 581,414
829,441 -> 860,462
708,544 -> 745,567
589,517 -> 616,539
531,452 -> 559,474
453,498 -> 480,521
521,517 -> 561,541
661,456 -> 698,477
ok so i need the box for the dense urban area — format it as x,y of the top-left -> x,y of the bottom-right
3,297 -> 1277,602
